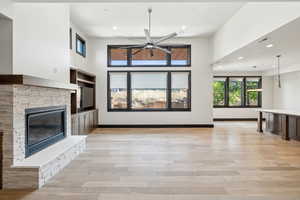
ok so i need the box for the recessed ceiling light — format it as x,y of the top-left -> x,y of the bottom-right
266,44 -> 274,48
238,56 -> 244,60
181,25 -> 187,30
112,26 -> 118,30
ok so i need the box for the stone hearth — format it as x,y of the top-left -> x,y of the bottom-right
0,80 -> 86,189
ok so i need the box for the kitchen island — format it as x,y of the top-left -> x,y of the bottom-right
258,109 -> 300,141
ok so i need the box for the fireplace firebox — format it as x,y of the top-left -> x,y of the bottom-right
25,106 -> 67,157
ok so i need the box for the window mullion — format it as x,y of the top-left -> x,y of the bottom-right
167,72 -> 172,110
127,49 -> 132,67
167,46 -> 171,66
243,77 -> 246,107
127,72 -> 131,110
225,77 -> 229,107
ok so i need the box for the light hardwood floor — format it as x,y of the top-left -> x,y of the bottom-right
2,122 -> 300,200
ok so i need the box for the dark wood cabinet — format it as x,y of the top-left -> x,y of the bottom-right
288,116 -> 300,141
265,113 -> 274,133
264,112 -> 300,141
71,109 -> 98,135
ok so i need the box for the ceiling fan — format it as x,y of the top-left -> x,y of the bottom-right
121,8 -> 178,57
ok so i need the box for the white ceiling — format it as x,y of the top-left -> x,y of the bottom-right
70,3 -> 244,37
213,17 -> 300,73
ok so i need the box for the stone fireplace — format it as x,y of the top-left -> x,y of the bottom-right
0,75 -> 87,189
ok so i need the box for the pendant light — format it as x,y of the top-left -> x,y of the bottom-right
276,55 -> 281,88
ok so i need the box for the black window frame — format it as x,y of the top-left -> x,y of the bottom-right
108,70 -> 191,112
76,33 -> 86,57
213,76 -> 262,108
107,45 -> 191,67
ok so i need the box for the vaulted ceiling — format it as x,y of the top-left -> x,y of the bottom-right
70,3 -> 244,37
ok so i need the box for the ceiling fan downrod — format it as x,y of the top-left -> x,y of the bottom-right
148,8 -> 152,36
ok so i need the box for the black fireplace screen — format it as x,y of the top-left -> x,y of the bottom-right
25,106 -> 66,157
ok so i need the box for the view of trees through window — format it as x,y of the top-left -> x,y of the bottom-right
246,78 -> 261,106
213,78 -> 226,106
108,71 -> 191,111
213,76 -> 261,107
229,78 -> 243,106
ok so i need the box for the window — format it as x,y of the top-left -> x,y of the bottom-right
213,77 -> 226,107
131,72 -> 168,109
109,47 -> 128,66
69,28 -> 72,49
171,46 -> 191,66
228,77 -> 243,106
108,72 -> 128,110
76,34 -> 86,57
108,71 -> 191,111
131,48 -> 167,66
213,76 -> 262,108
171,72 -> 190,109
107,45 -> 191,67
246,77 -> 261,107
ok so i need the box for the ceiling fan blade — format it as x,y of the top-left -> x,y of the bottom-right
154,32 -> 177,45
119,44 -> 145,49
144,29 -> 152,43
132,48 -> 145,55
154,45 -> 171,54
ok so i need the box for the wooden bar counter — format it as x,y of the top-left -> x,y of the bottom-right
258,109 -> 300,141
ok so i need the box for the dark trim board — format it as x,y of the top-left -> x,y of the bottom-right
214,118 -> 265,121
98,124 -> 214,128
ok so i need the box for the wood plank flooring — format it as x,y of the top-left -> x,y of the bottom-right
2,122 -> 300,200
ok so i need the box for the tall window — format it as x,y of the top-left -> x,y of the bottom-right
213,76 -> 262,108
171,72 -> 190,109
107,45 -> 191,67
76,34 -> 86,57
108,72 -> 127,110
213,77 -> 226,107
228,77 -> 243,106
131,72 -> 167,109
108,71 -> 191,111
246,77 -> 261,107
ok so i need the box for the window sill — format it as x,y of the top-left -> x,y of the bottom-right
108,109 -> 191,112
213,106 -> 262,108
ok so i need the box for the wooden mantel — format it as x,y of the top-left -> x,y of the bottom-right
0,75 -> 78,90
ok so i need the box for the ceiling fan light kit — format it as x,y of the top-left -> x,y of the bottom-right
120,8 -> 178,56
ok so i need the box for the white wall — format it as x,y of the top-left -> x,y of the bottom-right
0,0 -> 13,19
213,71 -> 273,119
273,71 -> 300,111
87,37 -> 213,125
70,22 -> 89,71
13,3 -> 70,83
0,16 -> 13,74
213,2 -> 300,62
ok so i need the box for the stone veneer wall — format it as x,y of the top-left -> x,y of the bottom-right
0,85 -> 74,188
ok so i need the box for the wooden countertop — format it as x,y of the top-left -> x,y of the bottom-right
0,75 -> 78,90
258,109 -> 300,116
